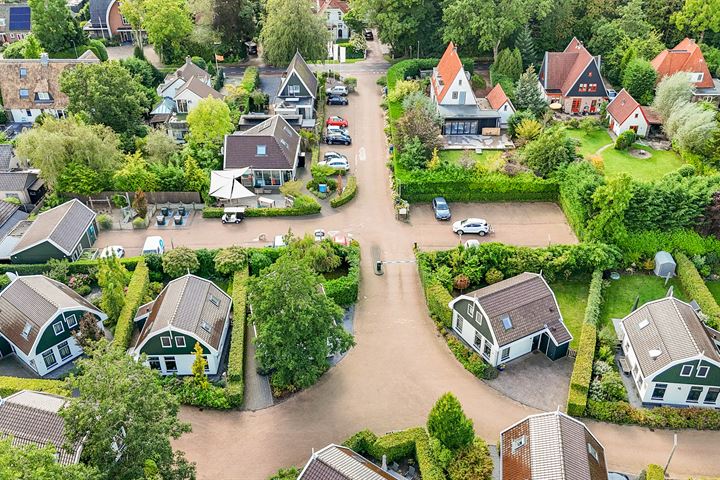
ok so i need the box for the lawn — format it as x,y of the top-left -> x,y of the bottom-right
599,273 -> 687,328
706,280 -> 720,305
566,128 -> 684,182
439,150 -> 504,170
550,276 -> 590,350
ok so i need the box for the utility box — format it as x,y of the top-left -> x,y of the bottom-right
654,251 -> 676,277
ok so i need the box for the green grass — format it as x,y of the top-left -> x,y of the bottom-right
599,273 -> 687,328
550,276 -> 590,350
438,150 -> 504,170
706,281 -> 720,305
566,128 -> 684,182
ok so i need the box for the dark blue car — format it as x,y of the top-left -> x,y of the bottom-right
432,196 -> 451,220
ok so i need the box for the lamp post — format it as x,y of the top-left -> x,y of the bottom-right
70,39 -> 78,58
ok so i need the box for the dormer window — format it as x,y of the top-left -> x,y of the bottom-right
288,84 -> 300,95
19,68 -> 27,78
19,89 -> 29,99
511,435 -> 526,452
201,321 -> 212,333
36,91 -> 50,102
21,323 -> 31,339
588,443 -> 599,462
256,144 -> 267,155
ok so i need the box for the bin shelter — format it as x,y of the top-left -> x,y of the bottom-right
654,251 -> 676,277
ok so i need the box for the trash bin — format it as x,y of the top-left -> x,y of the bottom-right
319,184 -> 328,193
156,215 -> 165,226
178,205 -> 186,216
161,207 -> 169,216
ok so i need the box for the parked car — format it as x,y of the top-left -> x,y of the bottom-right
452,218 -> 491,236
364,29 -> 374,40
142,236 -> 165,255
221,206 -> 245,224
324,151 -> 347,162
326,125 -> 349,135
99,245 -> 125,259
273,235 -> 286,248
318,158 -> 350,171
431,196 -> 451,220
327,95 -> 349,105
325,132 -> 352,145
326,85 -> 349,96
464,239 -> 480,248
326,115 -> 349,127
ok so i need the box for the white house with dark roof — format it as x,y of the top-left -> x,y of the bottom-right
0,275 -> 106,377
272,51 -> 318,126
316,0 -> 350,40
485,83 -> 515,128
298,444 -> 396,480
500,411 -> 609,480
448,272 -> 572,367
131,274 -> 232,376
618,297 -> 720,407
0,390 -> 83,465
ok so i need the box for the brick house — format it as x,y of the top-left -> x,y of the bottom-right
84,0 -> 140,42
651,38 -> 720,104
316,0 -> 350,40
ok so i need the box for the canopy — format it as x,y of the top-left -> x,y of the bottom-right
209,169 -> 255,200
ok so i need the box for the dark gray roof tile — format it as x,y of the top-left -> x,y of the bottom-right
224,115 -> 301,170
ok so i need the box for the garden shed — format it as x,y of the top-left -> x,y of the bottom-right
653,251 -> 676,277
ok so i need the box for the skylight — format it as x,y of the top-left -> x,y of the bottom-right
256,145 -> 267,155
201,321 -> 212,333
501,314 -> 512,330
208,294 -> 220,307
21,323 -> 31,339
638,319 -> 649,330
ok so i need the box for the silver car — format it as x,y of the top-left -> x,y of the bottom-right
452,218 -> 491,236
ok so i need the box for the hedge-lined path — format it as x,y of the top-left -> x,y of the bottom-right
92,74 -> 720,479
242,322 -> 273,411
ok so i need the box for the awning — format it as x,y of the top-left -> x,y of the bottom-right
209,169 -> 255,200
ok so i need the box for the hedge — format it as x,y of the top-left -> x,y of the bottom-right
324,244 -> 360,307
203,197 -> 321,218
237,67 -> 260,113
0,376 -> 68,397
414,433 -> 446,480
644,465 -> 665,480
447,335 -> 491,379
425,282 -> 453,328
367,428 -> 422,462
567,322 -> 597,416
616,229 -> 720,265
226,270 -> 248,408
113,259 -> 149,351
0,257 -> 141,275
583,269 -> 604,326
675,252 -> 720,329
586,399 -> 720,430
330,176 -> 358,208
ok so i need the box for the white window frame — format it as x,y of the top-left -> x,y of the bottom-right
175,336 -> 186,348
511,436 -> 526,452
680,365 -> 694,377
19,88 -> 29,99
52,322 -> 64,335
651,383 -> 667,401
587,443 -> 599,462
697,365 -> 710,378
147,356 -> 161,370
57,340 -> 72,360
455,315 -> 463,334
160,336 -> 172,348
452,91 -> 459,100
164,356 -> 178,372
21,323 -> 31,339
42,350 -> 57,368
65,314 -> 78,329
288,84 -> 300,95
466,302 -> 474,317
501,347 -> 510,361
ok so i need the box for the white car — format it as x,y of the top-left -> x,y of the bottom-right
326,85 -> 348,96
324,151 -> 347,162
318,158 -> 350,171
326,125 -> 349,135
452,218 -> 491,236
464,239 -> 480,248
142,236 -> 165,255
273,235 -> 286,248
99,245 -> 125,259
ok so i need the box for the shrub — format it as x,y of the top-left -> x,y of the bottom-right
343,429 -> 378,454
584,270 -> 603,326
97,213 -> 113,230
324,245 -> 360,307
249,251 -> 273,276
269,468 -> 300,480
113,259 -> 149,351
614,130 -> 636,150
447,438 -> 494,480
368,428 -> 423,463
214,246 -> 247,276
675,252 -> 720,329
485,268 -> 504,285
330,176 -> 358,208
0,376 -> 68,397
162,376 -> 231,409
453,274 -> 470,291
162,247 -> 199,278
644,465 -> 665,480
586,399 -> 720,430
226,271 -> 247,407
425,282 -> 453,328
132,217 -> 146,229
567,322 -> 597,416
557,162 -> 604,239
427,392 -> 474,451
446,336 -> 490,379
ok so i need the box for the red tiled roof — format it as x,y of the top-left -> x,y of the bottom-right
432,42 -> 463,102
486,83 -> 510,110
640,106 -> 662,125
606,89 -> 641,125
541,37 -> 595,96
651,38 -> 714,88
318,0 -> 349,13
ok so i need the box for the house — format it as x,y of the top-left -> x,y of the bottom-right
538,37 -> 608,114
10,199 -> 97,264
0,144 -> 20,171
431,43 -> 500,136
0,275 -> 107,377
606,88 -> 660,138
485,83 -> 515,128
500,411 -> 609,480
316,0 -> 350,40
150,57 -> 221,142
0,390 -> 83,464
0,202 -> 28,239
298,444 -> 396,480
84,0 -> 139,42
618,297 -> 720,408
223,115 -> 302,191
0,51 -> 100,124
272,51 -> 318,126
0,3 -> 30,44
131,274 -> 232,376
652,38 -> 720,104
448,272 -> 572,367
0,170 -> 45,207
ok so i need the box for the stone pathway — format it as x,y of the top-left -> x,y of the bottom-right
242,322 -> 273,411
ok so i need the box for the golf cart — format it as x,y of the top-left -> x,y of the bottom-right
221,206 -> 245,224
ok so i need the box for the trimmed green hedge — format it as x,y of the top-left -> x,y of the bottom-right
226,270 -> 248,408
203,197 -> 321,218
0,257 -> 140,275
324,244 -> 360,307
676,252 -> 720,329
616,229 -> 720,265
425,282 -> 453,328
414,433 -> 445,480
330,176 -> 358,208
587,399 -> 720,429
583,269 -> 604,326
567,322 -> 597,416
367,428 -> 422,462
0,376 -> 68,397
447,335 -> 490,379
644,465 -> 665,480
113,259 -> 149,351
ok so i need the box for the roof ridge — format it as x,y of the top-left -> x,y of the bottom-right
671,297 -> 701,354
168,275 -> 191,328
18,275 -> 60,309
44,200 -> 81,254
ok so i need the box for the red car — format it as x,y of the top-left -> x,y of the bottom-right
326,115 -> 348,127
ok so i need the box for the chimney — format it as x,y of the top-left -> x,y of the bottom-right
40,53 -> 49,67
185,56 -> 192,65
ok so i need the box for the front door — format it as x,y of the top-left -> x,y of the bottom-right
532,334 -> 541,351
571,98 -> 581,113
539,333 -> 549,354
590,100 -> 597,113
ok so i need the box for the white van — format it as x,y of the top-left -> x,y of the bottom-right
142,236 -> 165,255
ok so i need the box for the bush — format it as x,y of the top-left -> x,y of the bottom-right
470,73 -> 486,90
113,259 -> 149,351
484,268 -> 504,285
425,282 -> 453,328
162,247 -> 199,278
614,130 -> 636,150
644,465 -> 665,480
0,258 -> 140,276
447,438 -> 494,480
214,246 -> 247,276
367,428 -> 422,462
0,376 -> 68,397
249,251 -> 274,276
97,213 -> 113,230
330,176 -> 358,208
584,269 -> 603,326
676,252 -> 720,329
132,217 -> 147,229
203,196 -> 322,219
324,245 -> 360,307
343,429 -> 378,454
427,392 -> 474,452
567,322 -> 597,416
226,271 -> 247,407
446,336 -> 491,379
586,399 -> 720,429
162,376 -> 231,409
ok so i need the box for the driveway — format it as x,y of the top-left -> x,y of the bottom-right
120,73 -> 720,479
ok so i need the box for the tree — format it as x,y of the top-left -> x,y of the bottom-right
15,116 -> 122,190
60,62 -> 150,135
397,137 -> 429,170
250,254 -> 354,391
0,438 -> 101,480
60,341 -> 195,480
186,97 -> 234,167
652,72 -> 694,120
98,255 -> 129,326
213,0 -> 257,52
28,0 -> 84,53
699,191 -> 720,238
522,126 -> 578,177
120,57 -> 164,89
114,152 -> 159,192
140,129 -> 179,163
118,0 -> 146,49
673,0 -> 720,43
443,0 -> 552,60
162,247 -> 200,278
665,102 -> 717,155
622,58 -> 657,105
507,109 -> 536,138
183,156 -> 209,195
492,48 -> 523,80
514,118 -> 543,145
614,0 -> 654,39
396,95 -> 443,156
289,236 -> 342,273
191,342 -> 209,388
72,312 -> 104,349
57,160 -> 107,195
513,66 -> 547,116
585,174 -> 633,244
260,0 -> 329,66
427,393 -> 475,452
142,0 -> 193,63
1,33 -> 42,59
214,246 -> 248,275
514,24 -> 536,69
133,189 -> 148,218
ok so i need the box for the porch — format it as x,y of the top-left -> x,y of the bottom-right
442,134 -> 514,150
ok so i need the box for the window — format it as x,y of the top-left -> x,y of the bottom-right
473,332 -> 482,350
21,323 -> 31,339
578,84 -> 587,92
19,68 -> 27,78
588,443 -> 599,462
52,322 -> 64,335
66,314 -> 78,329
704,387 -> 720,404
588,84 -> 597,92
19,89 -> 29,99
148,357 -> 161,370
58,341 -> 71,360
203,355 -> 210,373
288,84 -> 300,95
36,91 -> 50,101
503,105 -> 507,111
483,342 -> 492,359
638,319 -> 649,330
256,145 -> 267,155
452,91 -> 459,100
42,350 -> 57,369
588,71 -> 593,77
634,113 -> 639,118
651,384 -> 667,401
458,79 -> 462,85
687,386 -> 703,403
697,365 -> 710,378
175,336 -> 186,348
501,347 -> 510,361
680,365 -> 694,377
511,436 -> 526,452
164,357 -> 177,372
176,99 -> 188,113
466,303 -> 474,317
501,314 -> 512,330
455,315 -> 463,334
160,336 -> 172,348
475,310 -> 482,326
201,321 -> 212,334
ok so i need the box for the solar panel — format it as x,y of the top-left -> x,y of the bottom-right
9,7 -> 31,31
